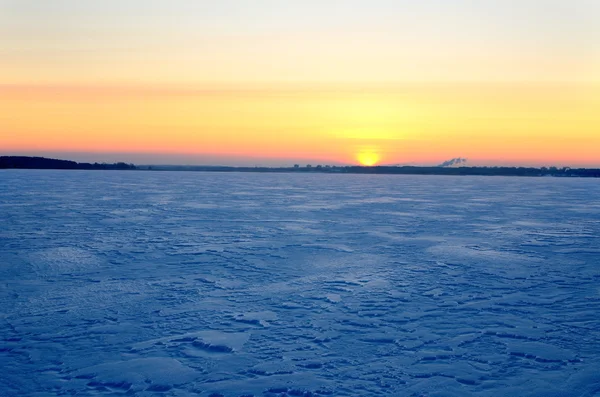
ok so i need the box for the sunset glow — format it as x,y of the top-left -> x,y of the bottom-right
357,151 -> 381,167
1,1 -> 599,166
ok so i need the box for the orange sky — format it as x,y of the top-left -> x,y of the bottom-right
1,1 -> 599,166
2,82 -> 599,166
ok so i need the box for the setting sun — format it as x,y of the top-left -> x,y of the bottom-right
357,152 -> 381,167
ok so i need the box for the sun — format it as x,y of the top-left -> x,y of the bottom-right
357,151 -> 380,166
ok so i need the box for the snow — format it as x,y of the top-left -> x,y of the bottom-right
1,170 -> 599,396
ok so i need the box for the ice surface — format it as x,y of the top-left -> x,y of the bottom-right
1,170 -> 599,396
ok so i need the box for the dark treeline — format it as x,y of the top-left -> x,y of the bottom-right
0,156 -> 136,170
141,164 -> 600,178
2,156 -> 599,177
330,165 -> 600,178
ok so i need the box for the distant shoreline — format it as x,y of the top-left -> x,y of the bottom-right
0,156 -> 136,171
2,156 -> 599,178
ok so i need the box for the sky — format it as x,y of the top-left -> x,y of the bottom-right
1,0 -> 599,166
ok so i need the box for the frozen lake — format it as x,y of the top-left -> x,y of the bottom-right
1,170 -> 599,396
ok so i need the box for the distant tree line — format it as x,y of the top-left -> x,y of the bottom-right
141,164 -> 600,177
3,156 -> 599,177
324,165 -> 600,177
0,156 -> 136,170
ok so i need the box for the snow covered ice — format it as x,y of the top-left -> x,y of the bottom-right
1,170 -> 600,396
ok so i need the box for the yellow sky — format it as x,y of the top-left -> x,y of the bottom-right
1,1 -> 599,166
2,82 -> 598,166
